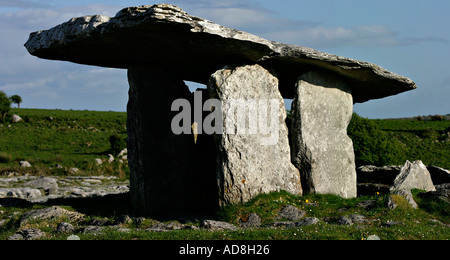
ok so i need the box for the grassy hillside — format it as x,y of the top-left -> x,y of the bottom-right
1,109 -> 449,175
0,108 -> 127,177
373,117 -> 450,168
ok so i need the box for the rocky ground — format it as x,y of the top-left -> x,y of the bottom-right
0,173 -> 129,203
1,160 -> 449,240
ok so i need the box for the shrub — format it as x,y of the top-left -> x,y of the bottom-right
0,91 -> 11,122
430,115 -> 444,121
347,113 -> 405,167
109,134 -> 127,155
0,152 -> 12,163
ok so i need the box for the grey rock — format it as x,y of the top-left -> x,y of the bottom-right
56,222 -> 75,233
389,189 -> 418,209
336,216 -> 353,226
367,235 -> 381,240
7,233 -> 24,240
201,220 -> 238,231
19,161 -> 31,168
348,214 -> 367,224
291,70 -> 356,198
19,206 -> 85,227
23,176 -> 58,195
146,222 -> 184,232
94,158 -> 103,165
266,221 -> 296,228
17,228 -> 46,240
68,168 -> 79,174
116,228 -> 131,233
276,205 -> 305,221
67,234 -> 81,240
12,115 -> 22,123
24,4 -> 416,103
240,213 -> 262,228
1,188 -> 42,199
115,214 -> 132,225
418,186 -> 450,204
83,225 -> 104,234
391,160 -> 436,192
295,217 -> 320,226
208,64 -> 302,205
382,220 -> 403,227
89,218 -> 112,226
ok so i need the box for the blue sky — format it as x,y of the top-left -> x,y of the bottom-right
0,0 -> 449,118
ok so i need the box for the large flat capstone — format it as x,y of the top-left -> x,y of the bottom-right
24,3 -> 416,103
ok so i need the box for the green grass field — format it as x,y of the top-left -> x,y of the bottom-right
0,108 -> 127,176
374,118 -> 450,168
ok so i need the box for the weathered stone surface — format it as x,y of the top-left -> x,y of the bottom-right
8,228 -> 46,240
391,160 -> 436,192
127,66 -> 218,218
276,205 -> 305,221
208,64 -> 302,205
0,187 -> 42,200
201,220 -> 238,231
18,206 -> 85,227
19,161 -> 31,167
291,70 -> 356,198
25,4 -> 416,103
24,176 -> 59,195
56,222 -> 75,233
12,114 -> 22,123
240,213 -> 262,228
388,189 -> 418,209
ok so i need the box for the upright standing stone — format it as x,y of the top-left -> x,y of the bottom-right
208,64 -> 302,205
291,70 -> 356,198
127,66 -> 218,218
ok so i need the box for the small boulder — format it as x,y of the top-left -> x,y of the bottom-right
201,220 -> 237,231
19,161 -> 31,168
276,205 -> 305,221
95,158 -> 103,165
391,160 -> 435,192
12,114 -> 22,123
56,222 -> 75,233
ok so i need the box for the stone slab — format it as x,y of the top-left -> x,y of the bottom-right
291,70 -> 357,198
25,4 -> 416,103
208,64 -> 302,205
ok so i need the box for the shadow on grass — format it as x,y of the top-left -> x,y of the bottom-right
39,193 -> 131,218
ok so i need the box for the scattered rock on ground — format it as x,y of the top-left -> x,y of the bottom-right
201,220 -> 238,231
8,228 -> 46,240
240,213 -> 261,228
18,206 -> 85,227
12,115 -> 22,123
146,222 -> 184,232
276,205 -> 306,221
56,222 -> 75,233
19,161 -> 31,168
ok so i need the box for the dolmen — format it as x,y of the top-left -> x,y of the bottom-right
25,4 -> 416,218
